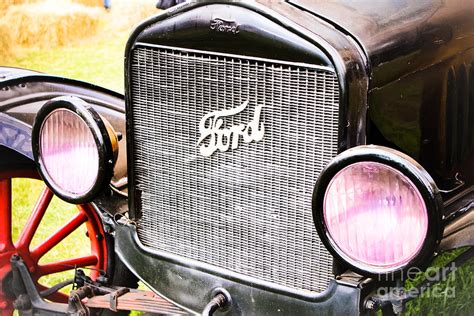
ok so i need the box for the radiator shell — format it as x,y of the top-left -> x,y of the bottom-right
130,45 -> 339,293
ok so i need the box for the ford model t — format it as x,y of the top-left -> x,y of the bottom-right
0,0 -> 473,315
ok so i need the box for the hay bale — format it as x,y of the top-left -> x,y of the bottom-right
97,0 -> 157,32
0,20 -> 13,60
1,1 -> 102,48
73,0 -> 102,7
115,0 -> 157,27
133,0 -> 160,22
0,0 -> 37,12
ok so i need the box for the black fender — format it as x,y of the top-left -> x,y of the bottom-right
0,67 -> 128,213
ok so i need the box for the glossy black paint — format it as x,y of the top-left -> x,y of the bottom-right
289,0 -> 474,192
312,145 -> 444,277
122,1 -> 370,311
31,97 -> 116,204
1,0 -> 471,313
115,223 -> 368,316
124,0 -> 369,220
133,5 -> 332,66
0,112 -> 32,160
121,0 -> 473,313
441,198 -> 474,250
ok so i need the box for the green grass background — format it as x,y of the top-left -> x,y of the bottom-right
3,4 -> 473,315
11,179 -> 91,295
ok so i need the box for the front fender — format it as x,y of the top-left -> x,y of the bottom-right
0,66 -> 128,204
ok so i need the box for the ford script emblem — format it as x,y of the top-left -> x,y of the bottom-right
210,18 -> 240,34
197,101 -> 266,157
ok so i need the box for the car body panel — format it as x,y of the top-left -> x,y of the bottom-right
288,0 -> 474,186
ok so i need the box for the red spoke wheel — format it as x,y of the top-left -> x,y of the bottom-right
0,170 -> 108,315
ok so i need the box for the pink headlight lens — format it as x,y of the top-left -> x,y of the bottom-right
39,109 -> 99,196
323,162 -> 428,271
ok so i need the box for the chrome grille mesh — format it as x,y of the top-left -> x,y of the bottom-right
130,46 -> 339,293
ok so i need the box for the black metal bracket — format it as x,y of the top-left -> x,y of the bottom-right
109,287 -> 130,312
10,254 -> 110,316
67,289 -> 90,316
8,254 -> 189,315
10,255 -> 69,316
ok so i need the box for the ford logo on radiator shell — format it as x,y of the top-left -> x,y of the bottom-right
197,100 -> 266,157
210,18 -> 240,34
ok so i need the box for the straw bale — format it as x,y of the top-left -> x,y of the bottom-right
0,0 -> 37,12
0,20 -> 13,60
1,1 -> 101,48
73,0 -> 102,7
122,0 -> 157,26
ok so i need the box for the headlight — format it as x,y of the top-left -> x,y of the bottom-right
32,96 -> 118,203
312,146 -> 443,276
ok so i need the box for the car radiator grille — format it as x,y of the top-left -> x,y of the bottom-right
130,45 -> 339,293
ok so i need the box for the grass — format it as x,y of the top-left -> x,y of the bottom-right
11,179 -> 90,295
403,248 -> 474,315
3,1 -> 473,315
10,32 -> 126,93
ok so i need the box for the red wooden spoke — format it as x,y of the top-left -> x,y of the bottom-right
31,211 -> 88,261
16,187 -> 54,249
0,171 -> 108,315
38,255 -> 98,276
0,179 -> 13,252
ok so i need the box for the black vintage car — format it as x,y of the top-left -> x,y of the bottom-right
0,0 -> 473,315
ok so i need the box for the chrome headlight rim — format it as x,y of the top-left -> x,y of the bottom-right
32,96 -> 115,203
312,145 -> 444,277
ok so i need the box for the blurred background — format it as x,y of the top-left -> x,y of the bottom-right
1,0 -> 157,92
1,1 -> 473,315
1,0 -> 156,311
